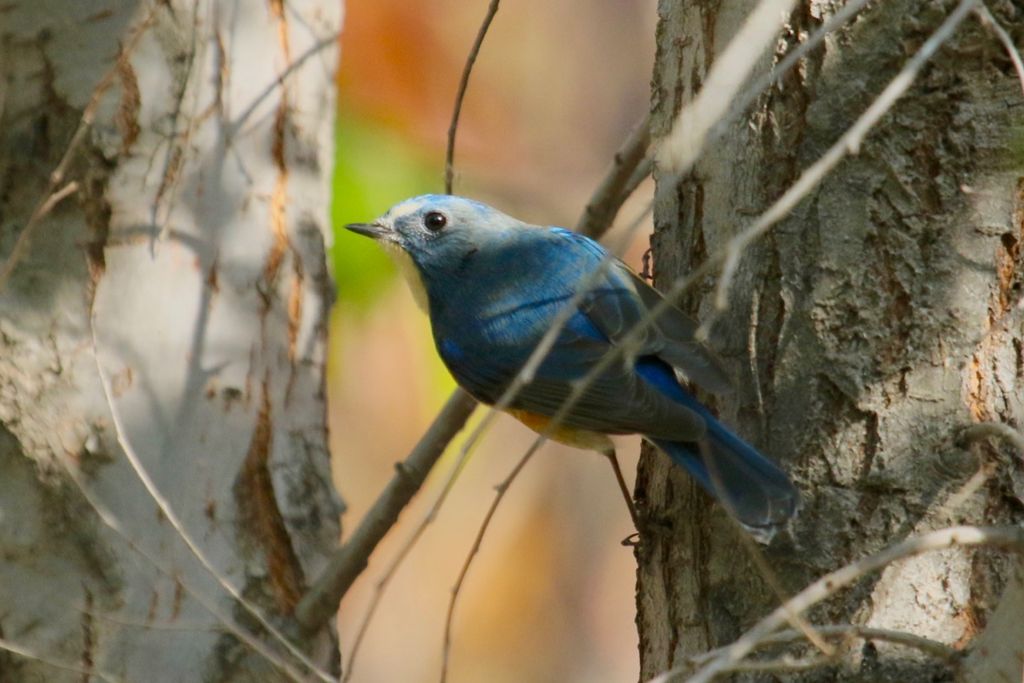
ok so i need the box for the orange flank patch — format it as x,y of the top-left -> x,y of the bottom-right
507,409 -> 613,454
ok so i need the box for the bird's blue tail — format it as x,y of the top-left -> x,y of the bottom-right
651,413 -> 799,541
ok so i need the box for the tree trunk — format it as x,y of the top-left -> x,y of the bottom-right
0,2 -> 342,680
637,1 -> 1024,680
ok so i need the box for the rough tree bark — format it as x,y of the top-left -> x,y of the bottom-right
0,1 -> 342,680
637,0 -> 1024,681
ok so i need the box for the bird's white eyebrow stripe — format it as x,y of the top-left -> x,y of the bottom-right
388,198 -> 430,221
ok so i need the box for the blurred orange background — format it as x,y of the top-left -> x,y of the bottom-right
329,1 -> 658,681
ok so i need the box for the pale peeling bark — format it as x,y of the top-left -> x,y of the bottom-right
638,0 -> 1024,680
0,1 -> 342,681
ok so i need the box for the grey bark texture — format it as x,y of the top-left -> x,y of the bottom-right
637,0 -> 1024,681
0,1 -> 342,681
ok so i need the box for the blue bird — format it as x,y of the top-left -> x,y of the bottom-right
347,195 -> 799,540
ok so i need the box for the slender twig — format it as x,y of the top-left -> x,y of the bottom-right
294,389 -> 476,631
51,450 -> 312,681
0,636 -> 120,683
974,4 -> 1024,96
931,456 -> 999,522
711,0 -> 875,144
337,429 -> 474,683
681,525 -> 1024,683
575,114 -> 652,237
736,522 -> 833,654
756,624 -> 959,662
605,449 -> 640,528
697,436 -> 830,653
0,6 -> 157,292
0,180 -> 80,287
444,0 -> 501,194
229,28 -> 343,137
699,0 -> 979,336
959,421 -> 1024,456
91,322 -> 336,683
656,0 -> 798,175
707,653 -> 837,675
660,623 -> 959,683
747,288 -> 768,436
676,623 -> 958,675
439,444 -> 542,683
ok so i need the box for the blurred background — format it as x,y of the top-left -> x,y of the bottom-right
330,1 -> 658,680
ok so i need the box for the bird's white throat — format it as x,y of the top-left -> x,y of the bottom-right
382,241 -> 429,311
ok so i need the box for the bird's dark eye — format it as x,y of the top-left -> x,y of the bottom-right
423,211 -> 447,232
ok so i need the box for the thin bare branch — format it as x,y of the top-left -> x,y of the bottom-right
51,449 -> 312,681
974,4 -> 1024,96
294,389 -> 477,632
682,623 -> 959,671
336,443 -> 466,683
712,0 -> 875,144
746,288 -> 768,436
708,653 -> 836,675
0,180 -> 81,288
656,0 -> 797,175
734,522 -> 834,654
605,449 -> 640,528
440,444 -> 542,683
0,5 -> 157,292
0,636 -> 120,683
655,620 -> 961,681
444,0 -> 501,194
91,321 -> 336,683
959,421 -> 1024,456
576,114 -> 652,238
932,456 -> 999,522
680,525 -> 1024,683
764,624 -> 959,662
700,0 -> 979,336
230,27 -> 343,136
693,437 -> 829,652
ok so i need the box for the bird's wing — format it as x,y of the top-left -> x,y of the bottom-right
618,267 -> 734,395
549,229 -> 734,395
483,309 -> 709,442
438,227 -> 725,442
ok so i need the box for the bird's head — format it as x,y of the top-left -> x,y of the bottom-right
346,194 -> 523,272
346,195 -> 525,308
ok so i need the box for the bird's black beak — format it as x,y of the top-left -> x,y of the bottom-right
345,222 -> 390,239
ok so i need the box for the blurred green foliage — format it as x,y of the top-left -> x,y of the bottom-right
330,113 -> 438,311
